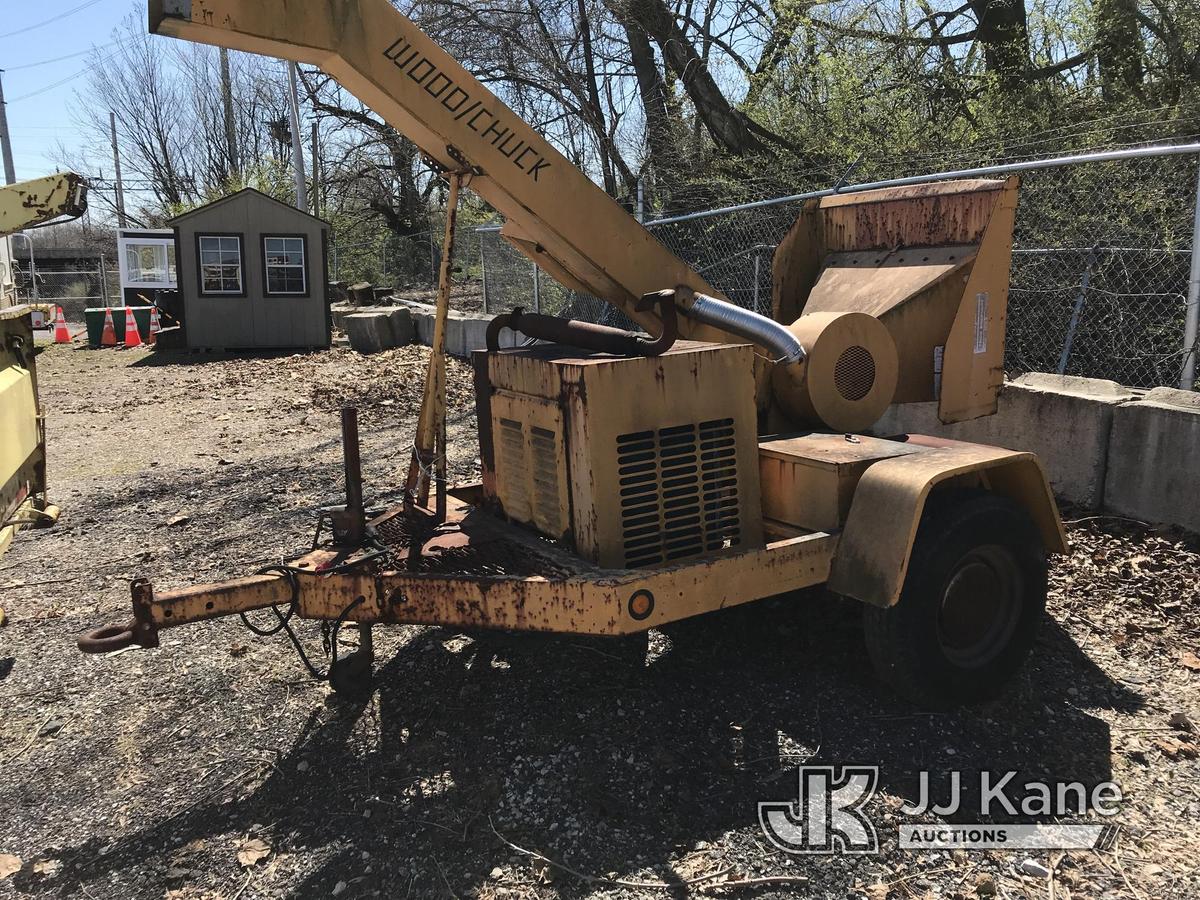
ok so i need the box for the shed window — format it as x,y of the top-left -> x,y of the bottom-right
264,236 -> 307,295
198,235 -> 244,295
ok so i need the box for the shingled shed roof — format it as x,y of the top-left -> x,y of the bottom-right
168,187 -> 331,227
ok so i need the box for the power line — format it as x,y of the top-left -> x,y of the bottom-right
7,46 -> 125,104
0,0 -> 105,40
5,42 -> 116,71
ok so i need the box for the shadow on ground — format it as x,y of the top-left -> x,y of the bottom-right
25,595 -> 1140,898
129,348 -> 327,367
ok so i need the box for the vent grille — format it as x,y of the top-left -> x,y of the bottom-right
617,418 -> 741,567
834,345 -> 876,401
497,417 -> 563,535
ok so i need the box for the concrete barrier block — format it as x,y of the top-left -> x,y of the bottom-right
345,312 -> 396,354
871,375 -> 1136,509
411,309 -> 436,345
1105,391 -> 1200,532
1141,386 -> 1200,412
388,307 -> 415,345
459,317 -> 495,356
441,316 -> 468,358
330,304 -> 357,332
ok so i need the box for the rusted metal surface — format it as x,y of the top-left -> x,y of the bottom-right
330,407 -> 367,545
129,529 -> 836,636
0,172 -> 88,236
144,572 -> 295,627
80,488 -> 836,640
828,444 -> 1067,608
482,342 -> 764,568
78,579 -> 161,652
373,509 -> 574,579
759,432 -> 923,532
772,177 -> 1020,427
485,303 -> 678,357
819,180 -> 1004,252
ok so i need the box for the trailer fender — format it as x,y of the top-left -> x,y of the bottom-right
828,443 -> 1067,608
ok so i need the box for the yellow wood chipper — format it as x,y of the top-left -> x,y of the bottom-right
1,172 -> 88,563
78,1 -> 1067,708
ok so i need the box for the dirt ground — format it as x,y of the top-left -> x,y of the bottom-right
1,341 -> 1198,900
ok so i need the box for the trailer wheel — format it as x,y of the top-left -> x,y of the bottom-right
862,491 -> 1047,708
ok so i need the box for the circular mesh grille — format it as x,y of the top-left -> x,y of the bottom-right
834,345 -> 876,401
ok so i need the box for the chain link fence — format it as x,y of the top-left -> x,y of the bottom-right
473,145 -> 1200,390
13,262 -> 121,320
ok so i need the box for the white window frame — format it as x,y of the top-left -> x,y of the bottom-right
198,234 -> 244,296
263,235 -> 307,296
117,232 -> 177,291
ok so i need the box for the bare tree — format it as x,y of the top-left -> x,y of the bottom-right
60,13 -> 299,223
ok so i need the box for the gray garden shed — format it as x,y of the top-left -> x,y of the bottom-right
169,188 -> 331,350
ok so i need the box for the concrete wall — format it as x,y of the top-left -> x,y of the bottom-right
873,375 -> 1200,533
1104,388 -> 1200,532
333,299 -> 519,357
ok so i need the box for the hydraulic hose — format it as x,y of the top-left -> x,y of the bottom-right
486,295 -> 678,357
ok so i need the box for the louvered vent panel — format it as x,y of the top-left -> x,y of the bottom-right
529,425 -> 563,535
700,418 -> 741,550
617,418 -> 741,567
497,417 -> 532,522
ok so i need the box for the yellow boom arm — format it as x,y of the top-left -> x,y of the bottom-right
148,0 -> 723,336
0,172 -> 88,239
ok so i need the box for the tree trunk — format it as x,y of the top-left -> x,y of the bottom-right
606,0 -> 767,155
1095,0 -> 1144,99
624,22 -> 676,176
968,0 -> 1030,89
576,0 -> 617,196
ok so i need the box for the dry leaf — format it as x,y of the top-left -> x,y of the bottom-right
31,859 -> 60,877
1153,737 -> 1198,760
1169,712 -> 1197,733
236,838 -> 271,867
1180,650 -> 1200,671
865,881 -> 890,900
0,855 -> 20,880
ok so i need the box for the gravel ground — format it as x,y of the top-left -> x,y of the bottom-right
1,342 -> 1198,900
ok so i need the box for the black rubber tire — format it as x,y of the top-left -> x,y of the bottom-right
862,490 -> 1048,708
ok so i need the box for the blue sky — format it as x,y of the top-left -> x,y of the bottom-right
2,0 -> 138,180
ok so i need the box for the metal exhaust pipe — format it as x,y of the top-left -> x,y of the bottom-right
669,286 -> 806,364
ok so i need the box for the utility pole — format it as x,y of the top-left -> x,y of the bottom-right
109,112 -> 128,228
311,121 -> 320,217
286,61 -> 308,212
0,71 -> 17,184
219,47 -> 240,182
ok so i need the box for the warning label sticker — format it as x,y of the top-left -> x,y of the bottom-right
973,292 -> 989,355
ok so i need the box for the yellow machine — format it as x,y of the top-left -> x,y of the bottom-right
79,1 -> 1067,708
0,172 -> 88,561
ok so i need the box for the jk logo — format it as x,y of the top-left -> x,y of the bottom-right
758,766 -> 879,854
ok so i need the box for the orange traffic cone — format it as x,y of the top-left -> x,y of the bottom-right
53,307 -> 71,344
100,308 -> 118,347
147,306 -> 161,345
122,307 -> 143,348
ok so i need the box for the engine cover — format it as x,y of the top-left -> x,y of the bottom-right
476,341 -> 764,569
